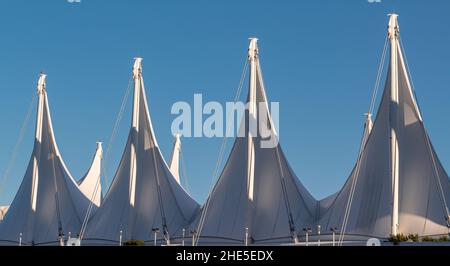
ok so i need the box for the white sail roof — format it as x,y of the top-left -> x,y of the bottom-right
192,39 -> 317,245
84,59 -> 199,244
319,14 -> 450,239
0,74 -> 96,245
77,142 -> 103,207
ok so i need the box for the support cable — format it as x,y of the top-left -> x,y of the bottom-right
194,59 -> 248,245
338,37 -> 388,245
79,77 -> 133,241
0,94 -> 37,199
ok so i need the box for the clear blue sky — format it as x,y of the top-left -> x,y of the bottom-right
0,0 -> 449,205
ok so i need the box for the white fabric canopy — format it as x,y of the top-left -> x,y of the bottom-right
192,39 -> 317,245
77,142 -> 103,207
0,74 -> 96,245
84,59 -> 199,244
319,15 -> 450,239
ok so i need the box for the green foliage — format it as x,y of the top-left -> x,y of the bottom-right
389,233 -> 409,244
421,235 -> 450,242
123,240 -> 145,246
421,236 -> 435,242
407,233 -> 419,242
390,234 -> 450,243
389,233 -> 422,244
438,236 -> 450,242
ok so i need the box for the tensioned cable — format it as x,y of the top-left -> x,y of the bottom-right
255,60 -> 298,242
275,146 -> 297,240
194,61 -> 247,245
338,124 -> 370,245
102,77 -> 133,188
0,94 -> 36,199
44,94 -> 64,242
339,37 -> 389,245
79,77 -> 133,240
194,59 -> 248,246
138,74 -> 171,244
369,36 -> 389,114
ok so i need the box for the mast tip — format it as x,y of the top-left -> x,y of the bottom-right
37,73 -> 47,93
133,58 -> 143,77
248,38 -> 259,59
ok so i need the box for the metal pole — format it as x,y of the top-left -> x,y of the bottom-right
388,13 -> 400,237
245,227 -> 249,246
306,232 -> 309,247
191,231 -> 197,247
317,225 -> 321,246
332,231 -> 335,247
60,235 -> 64,246
119,230 -> 123,246
182,229 -> 185,246
19,233 -> 22,246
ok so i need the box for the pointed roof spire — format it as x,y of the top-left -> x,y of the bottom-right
0,73 -> 95,245
84,59 -> 199,244
169,134 -> 182,185
192,38 -> 317,245
133,57 -> 143,79
319,14 -> 450,239
37,73 -> 46,94
0,206 -> 8,222
78,142 -> 103,207
388,13 -> 399,39
248,37 -> 259,60
364,113 -> 373,134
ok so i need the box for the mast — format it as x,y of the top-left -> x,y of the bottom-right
247,38 -> 257,202
244,38 -> 258,244
388,13 -> 400,236
129,58 -> 142,207
30,73 -> 46,212
133,58 -> 170,244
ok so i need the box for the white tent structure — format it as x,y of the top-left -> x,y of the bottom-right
193,39 -> 317,245
83,58 -> 199,245
0,74 -> 98,245
0,206 -> 8,222
77,142 -> 103,207
169,134 -> 182,185
319,14 -> 450,240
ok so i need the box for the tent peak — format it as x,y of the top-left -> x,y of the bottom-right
388,14 -> 399,39
248,38 -> 259,60
133,57 -> 143,78
169,134 -> 182,184
37,73 -> 46,94
96,141 -> 103,149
